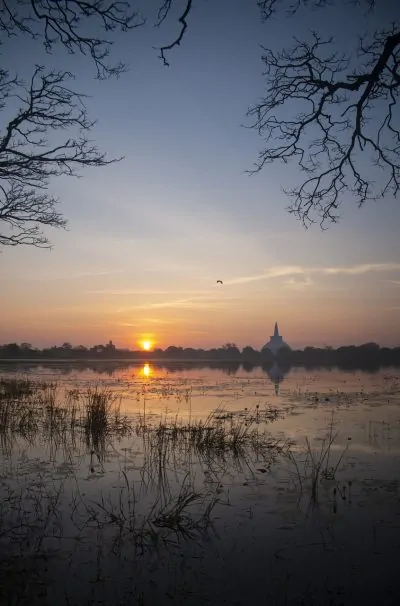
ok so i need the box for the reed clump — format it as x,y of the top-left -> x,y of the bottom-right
0,377 -> 36,400
87,471 -> 217,551
141,411 -> 284,460
287,413 -> 350,501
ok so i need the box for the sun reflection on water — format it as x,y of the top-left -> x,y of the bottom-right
141,363 -> 152,378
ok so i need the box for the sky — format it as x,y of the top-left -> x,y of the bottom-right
0,0 -> 399,350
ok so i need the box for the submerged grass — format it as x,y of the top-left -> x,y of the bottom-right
144,411 -> 284,460
0,377 -> 36,399
140,407 -> 284,467
0,373 -> 398,605
133,409 -> 288,503
85,387 -> 112,433
0,378 -> 284,470
0,380 -> 132,458
0,376 -> 286,591
287,412 -> 350,501
82,471 -> 218,555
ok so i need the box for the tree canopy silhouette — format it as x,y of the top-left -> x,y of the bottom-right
248,0 -> 399,226
0,0 -> 190,248
155,0 -> 399,226
0,66 -> 118,247
1,0 -> 398,248
0,1 -> 145,247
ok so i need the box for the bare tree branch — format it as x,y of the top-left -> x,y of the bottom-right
0,0 -> 145,79
0,1 -> 201,248
0,67 -> 118,248
156,0 -> 193,66
248,18 -> 400,226
257,0 -> 376,22
0,183 -> 66,247
1,0 -> 398,237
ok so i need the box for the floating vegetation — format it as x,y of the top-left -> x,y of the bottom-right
0,379 -> 285,530
0,370 -> 399,606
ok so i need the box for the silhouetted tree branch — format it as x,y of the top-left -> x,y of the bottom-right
249,1 -> 399,225
156,0 -> 193,66
0,1 -> 199,248
257,0 -> 376,21
2,0 -> 398,238
0,0 -> 198,76
153,0 -> 399,225
0,0 -> 144,79
0,67 -> 117,248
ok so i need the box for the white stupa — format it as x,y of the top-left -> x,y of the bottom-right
262,322 -> 290,356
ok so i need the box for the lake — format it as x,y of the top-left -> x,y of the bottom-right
0,362 -> 399,605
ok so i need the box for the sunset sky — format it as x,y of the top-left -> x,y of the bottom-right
1,0 -> 399,350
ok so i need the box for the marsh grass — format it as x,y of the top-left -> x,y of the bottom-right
85,388 -> 112,432
0,376 -> 286,591
138,410 -> 286,480
0,377 -> 36,399
287,413 -> 350,501
0,379 -> 284,471
152,477 -> 217,539
0,380 -> 132,459
82,387 -> 132,457
0,480 -> 65,560
76,470 -> 218,556
131,409 -> 288,506
0,380 -> 43,454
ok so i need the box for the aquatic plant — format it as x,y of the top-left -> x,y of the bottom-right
287,413 -> 350,501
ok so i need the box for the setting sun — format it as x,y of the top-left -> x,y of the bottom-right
141,340 -> 152,351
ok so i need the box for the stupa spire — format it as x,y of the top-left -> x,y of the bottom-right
262,321 -> 290,357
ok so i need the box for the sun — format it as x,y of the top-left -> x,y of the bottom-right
141,340 -> 152,351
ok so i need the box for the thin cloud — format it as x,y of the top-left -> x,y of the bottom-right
87,289 -> 211,296
116,295 -> 229,313
88,289 -> 172,296
224,266 -> 304,286
29,269 -> 127,282
284,276 -> 314,290
142,318 -> 183,325
224,263 -> 400,286
149,297 -> 225,310
321,263 -> 400,275
149,298 -> 204,310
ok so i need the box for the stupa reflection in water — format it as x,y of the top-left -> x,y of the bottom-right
265,361 -> 287,395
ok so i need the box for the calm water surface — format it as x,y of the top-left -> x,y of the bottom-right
0,362 -> 399,605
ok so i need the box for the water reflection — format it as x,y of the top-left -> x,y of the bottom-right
266,361 -> 287,395
0,359 -> 398,379
0,367 -> 400,605
141,363 -> 152,378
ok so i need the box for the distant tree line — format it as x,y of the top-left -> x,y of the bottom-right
0,341 -> 399,370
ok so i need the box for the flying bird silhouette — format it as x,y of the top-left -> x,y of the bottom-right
217,280 -> 223,284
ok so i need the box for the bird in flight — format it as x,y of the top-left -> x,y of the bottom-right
217,280 -> 223,284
